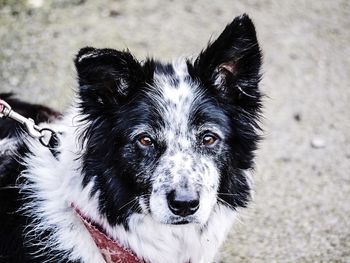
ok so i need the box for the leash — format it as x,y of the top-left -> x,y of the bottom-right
0,98 -> 60,158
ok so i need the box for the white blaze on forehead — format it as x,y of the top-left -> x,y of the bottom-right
153,59 -> 198,148
166,59 -> 194,103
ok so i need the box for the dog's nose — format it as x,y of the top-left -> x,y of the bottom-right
167,190 -> 199,217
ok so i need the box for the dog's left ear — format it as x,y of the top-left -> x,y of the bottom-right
192,14 -> 262,102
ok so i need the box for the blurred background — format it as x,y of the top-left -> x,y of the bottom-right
1,0 -> 349,262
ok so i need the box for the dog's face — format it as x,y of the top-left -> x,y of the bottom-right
75,14 -> 262,227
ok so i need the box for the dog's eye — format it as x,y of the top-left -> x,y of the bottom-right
202,133 -> 219,147
138,136 -> 154,148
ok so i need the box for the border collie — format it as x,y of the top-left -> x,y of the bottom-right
0,14 -> 262,263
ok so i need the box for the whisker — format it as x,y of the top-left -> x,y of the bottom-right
217,196 -> 235,210
118,197 -> 139,211
217,192 -> 238,196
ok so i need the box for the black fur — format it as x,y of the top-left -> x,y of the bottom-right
0,143 -> 77,263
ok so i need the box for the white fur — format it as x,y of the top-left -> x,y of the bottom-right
0,137 -> 19,155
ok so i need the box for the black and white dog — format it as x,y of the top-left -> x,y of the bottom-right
0,14 -> 262,263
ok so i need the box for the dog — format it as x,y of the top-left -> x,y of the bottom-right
0,14 -> 262,263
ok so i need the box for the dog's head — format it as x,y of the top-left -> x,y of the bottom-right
75,14 -> 262,227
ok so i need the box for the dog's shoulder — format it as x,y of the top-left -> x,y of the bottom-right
0,95 -> 75,262
0,141 -> 35,262
0,141 -> 79,262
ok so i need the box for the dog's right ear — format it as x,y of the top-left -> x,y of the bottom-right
75,47 -> 148,114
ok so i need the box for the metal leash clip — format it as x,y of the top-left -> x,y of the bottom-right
0,99 -> 43,138
1,98 -> 60,158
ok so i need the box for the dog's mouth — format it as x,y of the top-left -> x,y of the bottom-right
161,214 -> 201,225
171,219 -> 191,225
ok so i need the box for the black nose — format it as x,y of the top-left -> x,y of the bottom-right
167,190 -> 199,217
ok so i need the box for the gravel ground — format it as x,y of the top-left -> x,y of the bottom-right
1,0 -> 350,262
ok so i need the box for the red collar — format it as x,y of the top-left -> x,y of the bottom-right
72,204 -> 145,263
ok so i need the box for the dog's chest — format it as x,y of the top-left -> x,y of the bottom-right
102,207 -> 235,263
